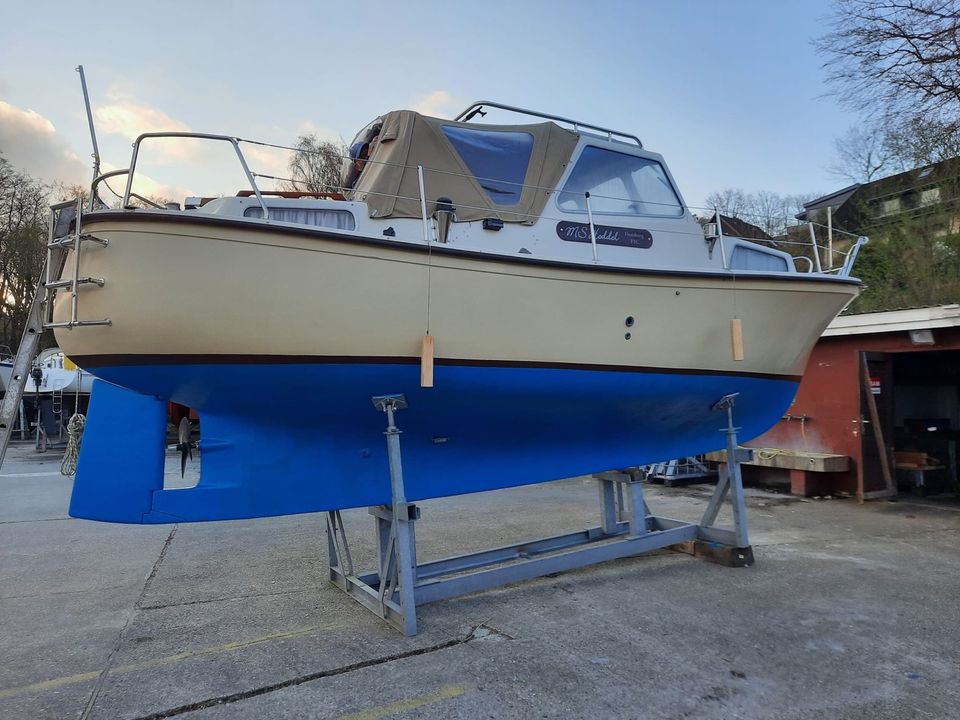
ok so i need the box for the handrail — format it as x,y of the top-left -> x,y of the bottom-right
91,168 -> 130,208
837,236 -> 868,278
122,132 -> 269,219
454,100 -> 643,148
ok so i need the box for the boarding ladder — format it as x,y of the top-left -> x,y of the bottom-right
0,198 -> 110,468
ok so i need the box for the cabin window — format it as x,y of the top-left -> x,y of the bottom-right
730,246 -> 788,272
244,206 -> 356,230
558,147 -> 684,217
441,126 -> 533,205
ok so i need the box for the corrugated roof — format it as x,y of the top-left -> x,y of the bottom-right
823,304 -> 960,337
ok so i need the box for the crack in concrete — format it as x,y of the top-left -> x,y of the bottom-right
1,583 -> 130,601
139,586 -> 314,611
78,526 -> 178,720
129,625 -> 492,720
0,516 -> 72,524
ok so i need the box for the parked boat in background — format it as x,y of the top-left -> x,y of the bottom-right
1,348 -> 93,396
0,346 -> 12,394
50,100 -> 866,524
1,347 -> 93,396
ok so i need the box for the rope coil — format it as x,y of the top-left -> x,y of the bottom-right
61,413 -> 86,476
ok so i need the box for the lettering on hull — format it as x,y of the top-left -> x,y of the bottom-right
555,221 -> 653,248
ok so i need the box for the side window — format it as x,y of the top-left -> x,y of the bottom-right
557,147 -> 684,217
730,246 -> 788,272
244,207 -> 356,230
441,126 -> 533,205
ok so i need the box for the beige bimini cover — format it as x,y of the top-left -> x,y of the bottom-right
351,110 -> 579,225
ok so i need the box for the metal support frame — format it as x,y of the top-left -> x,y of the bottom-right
454,100 -> 643,147
327,393 -> 754,636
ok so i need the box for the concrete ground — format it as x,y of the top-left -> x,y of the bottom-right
1,442 -> 959,720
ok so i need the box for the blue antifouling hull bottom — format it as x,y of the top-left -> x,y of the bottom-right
69,363 -> 798,523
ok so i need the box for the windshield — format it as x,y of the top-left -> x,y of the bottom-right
557,147 -> 684,217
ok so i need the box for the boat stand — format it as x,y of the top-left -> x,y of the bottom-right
327,393 -> 754,636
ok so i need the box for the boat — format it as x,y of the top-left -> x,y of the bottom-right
0,347 -> 93,396
52,101 -> 864,523
33,348 -> 95,395
0,346 -> 12,394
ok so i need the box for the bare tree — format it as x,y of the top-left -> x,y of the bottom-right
882,115 -> 960,167
830,114 -> 960,183
284,134 -> 347,193
0,156 -> 48,351
829,125 -> 898,182
704,188 -> 749,218
705,189 -> 816,237
815,1 -> 960,128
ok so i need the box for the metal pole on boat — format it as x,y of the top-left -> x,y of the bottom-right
807,222 -> 823,273
715,208 -> 728,270
76,66 -> 101,210
69,197 -> 82,326
827,205 -> 833,270
123,139 -> 140,208
417,165 -> 431,244
584,192 -> 599,262
232,140 -> 269,220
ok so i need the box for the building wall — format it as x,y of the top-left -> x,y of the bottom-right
749,326 -> 960,495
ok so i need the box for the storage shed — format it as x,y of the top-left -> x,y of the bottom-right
747,304 -> 960,500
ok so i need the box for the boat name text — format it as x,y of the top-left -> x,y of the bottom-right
555,222 -> 653,249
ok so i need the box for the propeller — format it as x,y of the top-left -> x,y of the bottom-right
170,417 -> 195,478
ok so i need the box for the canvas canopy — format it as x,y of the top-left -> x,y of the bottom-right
350,110 -> 579,225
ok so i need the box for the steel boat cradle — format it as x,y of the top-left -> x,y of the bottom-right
40,99 -> 866,632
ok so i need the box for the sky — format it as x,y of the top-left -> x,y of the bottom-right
0,0 -> 858,209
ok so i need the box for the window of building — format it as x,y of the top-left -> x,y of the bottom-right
920,187 -> 941,206
879,197 -> 900,216
244,206 -> 356,230
441,126 -> 534,206
557,147 -> 683,217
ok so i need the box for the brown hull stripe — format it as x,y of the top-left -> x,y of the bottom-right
71,354 -> 801,382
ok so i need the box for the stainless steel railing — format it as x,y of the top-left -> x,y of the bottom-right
113,132 -> 271,219
96,130 -> 866,279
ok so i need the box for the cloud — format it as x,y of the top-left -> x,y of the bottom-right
411,90 -> 460,118
296,121 -> 342,143
95,87 -> 195,164
0,101 -> 90,185
95,88 -> 190,138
